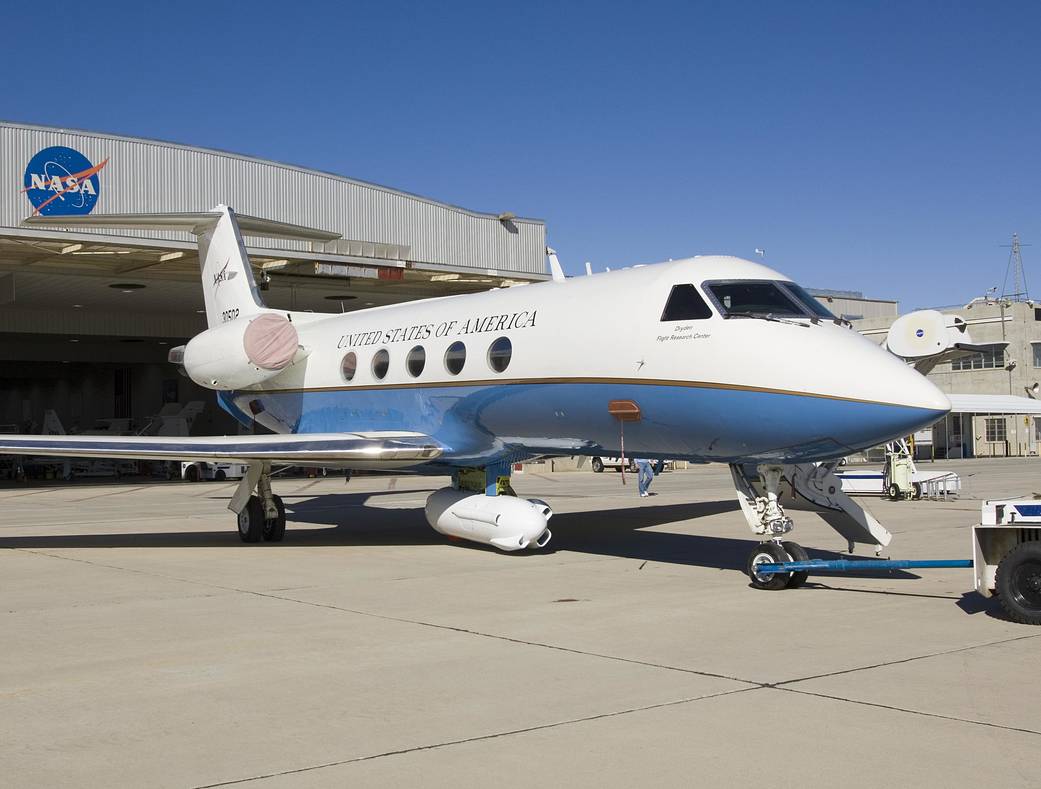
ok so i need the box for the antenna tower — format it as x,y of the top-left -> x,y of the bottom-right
1000,233 -> 1031,302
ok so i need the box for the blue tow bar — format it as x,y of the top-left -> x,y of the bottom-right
755,558 -> 973,574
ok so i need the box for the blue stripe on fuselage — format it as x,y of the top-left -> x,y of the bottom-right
224,383 -> 946,466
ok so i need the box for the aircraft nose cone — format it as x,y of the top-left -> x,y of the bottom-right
897,363 -> 951,415
809,336 -> 952,457
842,351 -> 950,451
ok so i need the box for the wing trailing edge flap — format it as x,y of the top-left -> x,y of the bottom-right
0,432 -> 443,469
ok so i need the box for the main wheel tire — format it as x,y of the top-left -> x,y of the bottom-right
781,541 -> 810,589
237,495 -> 265,543
747,542 -> 791,591
263,495 -> 287,542
591,458 -> 604,473
185,464 -> 200,483
996,542 -> 1041,625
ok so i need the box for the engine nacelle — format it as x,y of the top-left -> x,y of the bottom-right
425,488 -> 553,552
182,313 -> 302,390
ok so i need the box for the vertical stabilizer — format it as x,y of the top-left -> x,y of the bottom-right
197,206 -> 266,328
22,205 -> 341,330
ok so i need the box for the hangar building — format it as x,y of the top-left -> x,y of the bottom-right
857,299 -> 1041,458
0,121 -> 548,439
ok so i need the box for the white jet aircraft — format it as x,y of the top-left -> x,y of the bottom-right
0,207 -> 951,589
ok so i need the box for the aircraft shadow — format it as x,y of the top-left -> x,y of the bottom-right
0,495 -> 919,580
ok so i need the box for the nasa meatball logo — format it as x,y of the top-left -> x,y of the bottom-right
22,146 -> 109,216
915,328 -> 925,338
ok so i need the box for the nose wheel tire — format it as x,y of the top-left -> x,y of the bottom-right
996,542 -> 1041,625
262,495 -> 286,542
238,495 -> 265,543
747,542 -> 792,591
780,540 -> 810,589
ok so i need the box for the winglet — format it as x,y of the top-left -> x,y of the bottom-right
546,247 -> 565,283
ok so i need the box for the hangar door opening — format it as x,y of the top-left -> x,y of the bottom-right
0,334 -> 240,438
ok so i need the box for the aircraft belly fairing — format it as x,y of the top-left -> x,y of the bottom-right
230,380 -> 948,466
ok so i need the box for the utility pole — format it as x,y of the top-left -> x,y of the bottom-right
1000,233 -> 1031,302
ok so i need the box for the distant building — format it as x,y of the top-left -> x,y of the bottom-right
854,299 -> 1041,458
0,122 -> 547,436
807,288 -> 899,323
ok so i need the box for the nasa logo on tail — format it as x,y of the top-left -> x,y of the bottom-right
212,258 -> 237,289
22,146 -> 108,216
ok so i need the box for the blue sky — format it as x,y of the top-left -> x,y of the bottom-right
3,1 -> 1039,308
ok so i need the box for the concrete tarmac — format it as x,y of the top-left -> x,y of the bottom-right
1,459 -> 1040,787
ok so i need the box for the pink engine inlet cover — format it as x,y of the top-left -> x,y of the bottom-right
243,313 -> 300,370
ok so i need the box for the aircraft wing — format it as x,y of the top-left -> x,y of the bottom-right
0,431 -> 443,469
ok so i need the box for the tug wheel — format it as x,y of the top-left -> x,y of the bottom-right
996,542 -> 1041,626
781,541 -> 810,589
747,542 -> 791,591
591,458 -> 604,473
887,483 -> 901,501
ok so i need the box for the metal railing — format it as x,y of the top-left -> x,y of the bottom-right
922,472 -> 960,501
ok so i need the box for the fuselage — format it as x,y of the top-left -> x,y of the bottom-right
221,256 -> 950,467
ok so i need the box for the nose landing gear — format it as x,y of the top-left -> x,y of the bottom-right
732,461 -> 891,591
747,540 -> 810,590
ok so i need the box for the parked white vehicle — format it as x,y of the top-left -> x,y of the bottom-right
180,461 -> 248,482
591,456 -> 672,473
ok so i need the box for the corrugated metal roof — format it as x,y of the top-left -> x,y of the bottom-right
0,121 -> 547,278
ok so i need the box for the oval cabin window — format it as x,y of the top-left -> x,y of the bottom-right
406,345 -> 426,378
341,351 -> 358,382
487,336 -> 512,373
444,341 -> 466,375
372,349 -> 390,380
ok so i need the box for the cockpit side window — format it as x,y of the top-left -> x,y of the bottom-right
705,281 -> 805,317
661,284 -> 713,321
782,282 -> 837,319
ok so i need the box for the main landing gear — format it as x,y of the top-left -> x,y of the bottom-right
230,462 -> 286,543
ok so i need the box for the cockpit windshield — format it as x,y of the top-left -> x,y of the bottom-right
783,283 -> 837,319
706,281 -> 806,317
704,280 -> 837,321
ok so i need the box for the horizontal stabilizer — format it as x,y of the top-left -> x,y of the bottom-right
0,431 -> 442,470
23,210 -> 341,242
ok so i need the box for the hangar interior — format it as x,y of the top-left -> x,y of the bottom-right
0,122 -> 548,447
